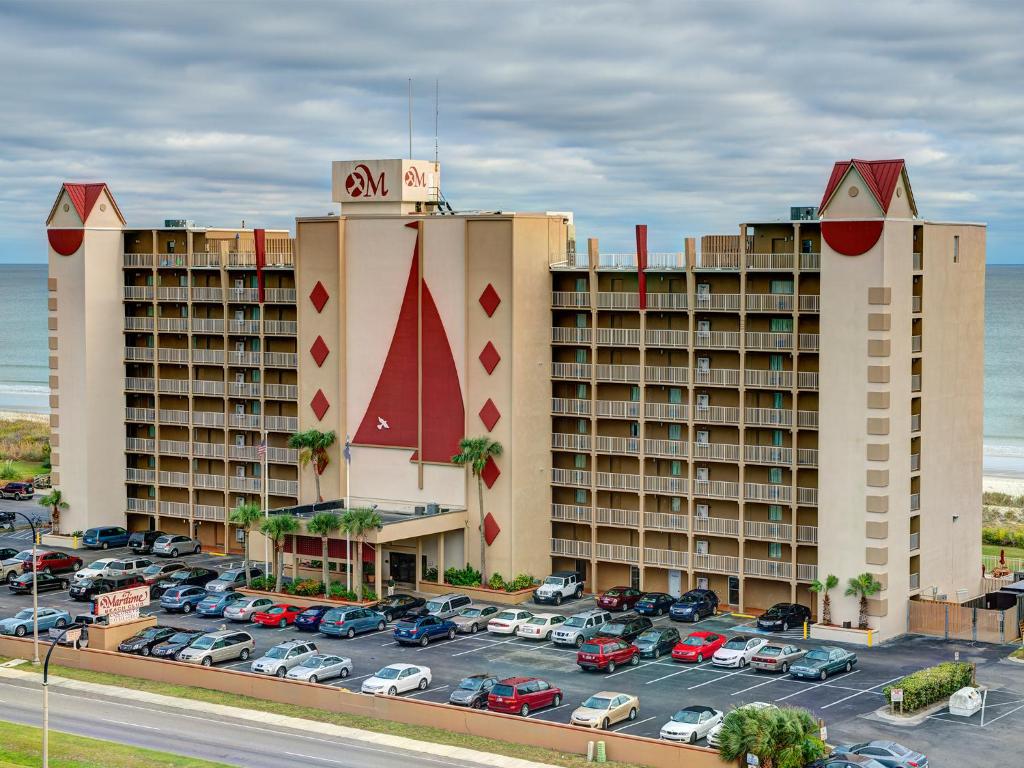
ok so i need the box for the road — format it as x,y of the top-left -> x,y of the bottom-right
0,675 -> 485,768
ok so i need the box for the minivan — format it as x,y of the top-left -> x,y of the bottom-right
423,592 -> 472,619
83,526 -> 130,550
177,630 -> 255,666
128,530 -> 165,554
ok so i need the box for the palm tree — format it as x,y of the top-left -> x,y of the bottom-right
287,430 -> 337,502
809,573 -> 839,625
341,507 -> 383,600
228,502 -> 263,587
717,705 -> 826,768
38,489 -> 68,535
260,514 -> 300,592
308,510 -> 342,594
845,572 -> 883,629
451,437 -> 503,585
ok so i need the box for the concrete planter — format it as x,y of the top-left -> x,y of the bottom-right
810,622 -> 882,646
416,580 -> 537,605
235,587 -> 376,609
41,533 -> 83,550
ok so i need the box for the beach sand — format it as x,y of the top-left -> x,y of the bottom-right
0,411 -> 48,424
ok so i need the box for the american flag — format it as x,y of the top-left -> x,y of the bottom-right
257,439 -> 267,459
344,435 -> 351,464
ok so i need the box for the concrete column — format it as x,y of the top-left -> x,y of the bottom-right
374,544 -> 383,599
291,534 -> 298,580
415,539 -> 423,587
438,533 -> 446,574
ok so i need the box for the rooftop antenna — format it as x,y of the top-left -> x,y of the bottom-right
434,79 -> 439,166
407,78 -> 412,160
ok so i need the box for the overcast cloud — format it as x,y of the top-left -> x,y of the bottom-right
2,0 -> 1022,262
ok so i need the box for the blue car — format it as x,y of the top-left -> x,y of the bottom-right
635,592 -> 676,617
196,591 -> 246,617
294,605 -> 332,632
393,614 -> 458,647
159,585 -> 207,614
319,606 -> 388,638
669,589 -> 719,622
0,607 -> 72,636
83,526 -> 131,550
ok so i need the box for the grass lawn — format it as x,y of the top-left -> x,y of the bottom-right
982,544 -> 1024,561
0,718 -> 234,767
0,460 -> 46,482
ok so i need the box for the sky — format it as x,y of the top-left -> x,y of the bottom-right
2,1 -> 1023,263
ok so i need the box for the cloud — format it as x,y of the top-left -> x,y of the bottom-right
1,0 -> 1022,262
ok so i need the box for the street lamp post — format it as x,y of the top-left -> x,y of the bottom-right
42,623 -> 82,768
12,511 -> 39,664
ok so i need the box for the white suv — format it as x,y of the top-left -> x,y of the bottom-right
101,556 -> 152,578
533,571 -> 585,606
251,640 -> 318,677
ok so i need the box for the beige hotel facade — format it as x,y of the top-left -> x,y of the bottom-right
44,157 -> 984,638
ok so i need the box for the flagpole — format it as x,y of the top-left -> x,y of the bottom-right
345,435 -> 351,593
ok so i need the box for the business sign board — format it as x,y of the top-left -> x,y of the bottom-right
331,159 -> 439,204
93,585 -> 150,626
890,688 -> 904,703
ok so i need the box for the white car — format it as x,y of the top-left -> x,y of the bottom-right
707,702 -> 775,748
712,635 -> 768,668
487,609 -> 534,635
74,557 -> 119,582
515,613 -> 567,640
660,705 -> 723,744
361,663 -> 431,696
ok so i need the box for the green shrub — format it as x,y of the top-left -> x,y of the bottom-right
507,573 -> 535,592
982,525 -> 1024,549
0,460 -> 19,480
328,583 -> 357,601
444,564 -> 481,587
423,567 -> 438,582
883,662 -> 974,712
248,576 -> 275,591
291,579 -> 324,597
487,573 -> 507,591
362,588 -> 377,601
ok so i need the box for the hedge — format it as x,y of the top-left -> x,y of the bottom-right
882,662 -> 974,712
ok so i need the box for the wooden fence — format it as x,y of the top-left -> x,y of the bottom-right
908,598 -> 1020,643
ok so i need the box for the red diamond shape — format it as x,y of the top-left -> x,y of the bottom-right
481,455 -> 500,489
309,281 -> 329,313
483,512 -> 501,546
478,342 -> 500,375
310,336 -> 329,367
310,389 -> 330,420
478,399 -> 501,431
478,284 -> 501,317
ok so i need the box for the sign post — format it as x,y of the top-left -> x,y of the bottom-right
890,687 -> 904,715
92,585 -> 151,625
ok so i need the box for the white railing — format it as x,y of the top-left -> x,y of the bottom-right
124,317 -> 154,331
596,292 -> 640,310
159,501 -> 190,518
644,548 -> 688,569
229,444 -> 259,460
744,483 -> 792,503
797,371 -> 819,390
913,252 -> 923,271
552,468 -> 591,487
194,473 -> 227,490
264,288 -> 297,303
265,415 -> 298,432
551,538 -> 592,558
693,293 -> 741,311
596,472 -> 641,491
595,435 -> 639,454
645,439 -> 688,458
745,332 -> 793,350
158,409 -> 191,425
744,521 -> 792,541
692,552 -> 740,574
644,329 -> 689,347
124,376 -> 155,393
745,558 -> 793,579
911,414 -> 921,432
911,493 -> 921,511
796,563 -> 818,582
911,453 -> 920,471
228,288 -> 261,302
695,253 -> 741,270
798,294 -> 820,312
192,349 -> 225,364
596,399 -> 641,418
796,525 -> 818,544
645,366 -> 688,384
744,369 -> 792,388
692,442 -> 741,462
692,330 -> 741,349
551,327 -> 592,344
911,335 -> 922,353
746,407 -> 793,427
125,407 -> 155,422
264,320 -> 297,335
191,287 -> 223,302
551,504 -> 592,523
125,437 -> 155,452
644,476 -> 688,494
193,441 -> 225,458
158,439 -> 190,456
157,470 -> 190,487
692,405 -> 741,424
910,532 -> 920,551
229,476 -> 262,493
595,364 -> 641,383
798,334 -> 820,352
552,397 -> 592,416
644,512 -> 689,532
647,252 -> 686,269
156,287 -> 189,301
645,402 -> 688,421
228,351 -> 262,366
909,572 -> 920,590
127,498 -> 156,513
596,543 -> 640,564
229,320 -> 261,334
797,487 -> 818,506
191,411 -> 225,427
157,348 -> 189,363
126,468 -> 156,483
157,317 -> 188,332
911,374 -> 921,392
123,253 -> 154,268
912,295 -> 922,313
190,252 -> 221,268
797,410 -> 819,429
190,318 -> 224,333
597,328 -> 641,346
267,478 -> 299,496
158,378 -> 190,394
744,445 -> 792,465
796,448 -> 818,467
693,368 -> 740,387
194,504 -> 227,521
228,413 -> 260,429
596,507 -> 640,527
264,383 -> 299,400
124,346 -> 154,361
551,291 -> 590,308
229,382 -> 262,397
746,252 -> 795,270
264,352 -> 298,368
123,286 -> 154,301
692,480 -> 741,499
645,293 -> 687,310
191,380 -> 225,396
598,253 -> 637,269
551,432 -> 592,451
745,294 -> 794,312
799,253 -> 821,270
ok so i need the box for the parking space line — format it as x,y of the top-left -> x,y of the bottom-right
527,702 -> 571,719
981,701 -> 1024,726
405,685 -> 448,699
451,636 -> 521,657
645,662 -> 713,685
820,675 -> 901,709
611,715 -> 656,732
774,670 -> 860,702
687,666 -> 755,690
606,661 -> 660,679
730,674 -> 784,695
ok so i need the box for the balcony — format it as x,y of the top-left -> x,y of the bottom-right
910,572 -> 920,590
124,317 -> 154,331
797,411 -> 818,429
157,287 -> 189,302
597,253 -> 637,270
746,253 -> 795,270
158,379 -> 189,395
911,374 -> 921,393
911,493 -> 921,511
552,433 -> 592,451
745,332 -> 793,351
694,253 -> 740,271
264,383 -> 298,400
265,288 -> 297,303
745,408 -> 793,427
127,498 -> 156,513
191,318 -> 224,334
552,291 -> 590,308
647,252 -> 687,270
645,402 -> 688,421
157,470 -> 190,487
157,439 -> 190,456
264,320 -> 298,335
644,511 -> 688,532
796,563 -> 818,582
912,295 -> 922,313
693,368 -> 740,387
123,286 -> 154,301
644,329 -> 688,348
229,476 -> 262,493
268,478 -> 299,496
644,475 -> 688,494
157,318 -> 189,333
693,330 -> 741,349
910,532 -> 920,551
123,253 -> 154,268
552,363 -> 591,380
159,501 -> 191,518
229,382 -> 262,398
551,538 -> 592,558
596,472 -> 641,491
124,377 -> 155,393
265,415 -> 298,432
644,548 -> 688,569
188,349 -> 223,365
264,352 -> 298,368
744,520 -> 792,541
125,346 -> 154,362
228,288 -> 261,303
692,552 -> 740,574
797,487 -> 818,506
645,366 -> 688,385
911,452 -> 920,472
125,407 -> 155,423
691,442 -> 740,462
125,437 -> 155,453
126,468 -> 156,484
229,444 -> 260,460
596,507 -> 640,527
597,400 -> 641,419
194,473 -> 226,490
797,448 -> 818,467
193,442 -> 225,459
596,292 -> 639,310
693,293 -> 741,312
692,480 -> 740,500
912,335 -> 922,353
189,411 -> 224,428
693,515 -> 739,536
798,295 -> 820,312
597,328 -> 641,346
744,370 -> 792,389
692,405 -> 741,425
645,439 -> 688,459
798,334 -> 820,352
552,397 -> 592,416
744,445 -> 791,465
194,504 -> 227,521
799,253 -> 821,270
746,294 -> 794,312
744,558 -> 793,579
595,435 -> 639,454
646,293 -> 687,310
158,409 -> 190,425
551,503 -> 592,523
552,468 -> 590,488
552,327 -> 592,344
229,413 -> 261,429
911,414 -> 921,433
191,380 -> 225,396
228,351 -> 261,366
157,348 -> 190,363
191,287 -> 223,302
596,543 -> 640,564
595,364 -> 641,383
796,525 -> 818,544
744,483 -> 792,503
913,252 -> 923,271
797,371 -> 819,390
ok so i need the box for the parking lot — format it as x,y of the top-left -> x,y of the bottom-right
2,530 -> 1023,762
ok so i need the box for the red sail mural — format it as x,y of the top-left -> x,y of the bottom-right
352,222 -> 465,464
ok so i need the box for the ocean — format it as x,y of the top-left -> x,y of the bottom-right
0,263 -> 1021,465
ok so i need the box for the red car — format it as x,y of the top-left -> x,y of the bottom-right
251,603 -> 303,628
596,586 -> 642,612
22,551 -> 83,575
671,630 -> 727,663
577,637 -> 641,672
487,676 -> 563,717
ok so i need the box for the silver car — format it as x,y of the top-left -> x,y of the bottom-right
286,654 -> 353,683
151,534 -> 201,558
73,557 -> 119,583
451,605 -> 500,634
223,595 -> 275,622
205,566 -> 264,593
251,639 -> 318,677
177,630 -> 254,666
101,556 -> 152,578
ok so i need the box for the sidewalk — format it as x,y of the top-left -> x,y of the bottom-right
0,662 -> 558,768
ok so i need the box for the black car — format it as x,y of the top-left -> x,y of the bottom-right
8,571 -> 69,594
0,510 -> 15,526
756,602 -> 812,631
370,594 -> 427,622
128,529 -> 166,554
669,589 -> 719,622
594,612 -> 653,642
118,626 -> 180,656
69,574 -> 145,602
152,566 -> 219,598
633,626 -> 681,659
294,605 -> 332,631
151,629 -> 205,659
448,674 -> 499,708
634,592 -> 676,617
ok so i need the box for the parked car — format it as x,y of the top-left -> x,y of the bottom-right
361,663 -> 432,695
832,741 -> 928,768
0,482 -> 34,500
319,606 -> 388,638
204,566 -> 264,593
159,585 -> 208,613
128,529 -> 166,554
707,702 -> 776,748
635,592 -> 675,617
0,548 -> 20,561
814,757 -> 889,768
74,557 -> 120,583
516,613 -> 567,640
251,639 -> 318,677
659,705 -> 723,743
196,590 -> 247,617
669,589 -> 719,622
82,526 -> 130,549
671,630 -> 728,663
223,595 -> 275,622
487,609 -> 534,635
294,605 -> 333,632
151,534 -> 202,558
552,609 -> 614,647
756,602 -> 812,632
252,603 -> 304,628
117,626 -> 179,656
594,613 -> 652,642
22,551 -> 82,575
69,574 -> 145,601
177,629 -> 255,666
448,674 -> 498,708
577,637 -> 641,672
66,613 -> 105,648
422,592 -> 472,619
571,691 -> 639,730
369,594 -> 426,622
139,561 -> 187,587
532,570 -> 585,605
100,556 -> 152,579
451,605 -> 499,634
751,644 -> 807,673
9,571 -> 70,594
633,626 -> 681,659
151,566 -> 219,598
789,646 -> 857,680
1,552 -> 32,584
0,607 -> 71,636
394,614 -> 457,646
151,629 -> 205,659
596,586 -> 643,612
286,654 -> 353,683
487,676 -> 563,716
0,510 -> 14,526
712,635 -> 769,668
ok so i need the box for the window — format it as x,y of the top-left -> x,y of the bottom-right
576,383 -> 587,398
575,349 -> 587,365
575,277 -> 587,292
630,386 -> 640,402
668,388 -> 682,404
768,543 -> 782,559
575,488 -> 587,505
768,505 -> 783,522
769,467 -> 783,484
671,461 -> 682,477
953,235 -> 960,263
773,392 -> 784,409
770,318 -> 793,332
574,454 -> 586,469
670,497 -> 682,513
629,421 -> 639,438
769,354 -> 784,372
668,424 -> 682,441
770,280 -> 793,295
577,419 -> 588,434
575,313 -> 588,328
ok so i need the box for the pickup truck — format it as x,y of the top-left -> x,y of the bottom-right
532,570 -> 585,605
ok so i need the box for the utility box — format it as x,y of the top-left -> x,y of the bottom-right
949,686 -> 982,717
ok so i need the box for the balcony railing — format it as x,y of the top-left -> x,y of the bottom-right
551,538 -> 592,558
190,318 -> 224,333
156,287 -> 189,301
157,317 -> 188,333
595,435 -> 639,454
797,371 -> 819,390
157,348 -> 190,363
264,352 -> 298,368
644,329 -> 689,348
552,327 -> 592,344
596,472 -> 641,491
552,362 -> 592,380
228,351 -> 262,366
552,468 -> 591,487
911,335 -> 922,353
597,400 -> 641,418
192,349 -> 225,365
124,376 -> 155,393
126,468 -> 156,484
125,407 -> 155,422
744,445 -> 792,465
644,512 -> 688,532
596,292 -> 639,310
910,531 -> 920,551
228,444 -> 260,460
645,402 -> 688,421
597,253 -> 637,269
159,501 -> 190,518
744,521 -> 792,541
267,446 -> 299,464
264,383 -> 298,400
194,473 -> 226,490
910,572 -> 921,590
647,252 -> 686,270
796,525 -> 818,544
644,475 -> 688,494
189,410 -> 224,427
596,507 -> 640,527
263,320 -> 298,335
693,368 -> 740,387
193,441 -> 225,458
694,253 -> 741,270
267,478 -> 299,496
693,515 -> 740,535
744,369 -> 792,389
125,346 -> 154,362
913,252 -> 923,271
693,293 -> 741,311
228,288 -> 261,302
744,483 -> 792,503
264,415 -> 298,432
265,288 -> 297,303
912,295 -> 922,313
693,330 -> 741,349
194,504 -> 227,521
595,364 -> 641,383
911,453 -> 920,472
798,334 -> 820,352
158,379 -> 190,394
228,382 -> 262,397
745,294 -> 794,312
124,317 -> 154,331
551,504 -> 592,523
692,552 -> 740,574
644,548 -> 688,569
229,476 -> 262,493
158,409 -> 190,425
191,380 -> 225,396
157,470 -> 190,487
796,448 -> 818,467
797,487 -> 818,506
911,493 -> 921,511
911,414 -> 921,432
746,252 -> 794,270
597,328 -> 642,346
229,320 -> 261,334
123,286 -> 154,301
796,563 -> 818,582
645,293 -> 687,310
228,413 -> 260,429
551,291 -> 590,308
645,439 -> 688,458
911,374 -> 921,393
596,543 -> 640,564
125,437 -> 155,453
746,407 -> 793,427
127,498 -> 156,513
744,558 -> 792,579
123,253 -> 154,268
799,253 -> 821,270
692,442 -> 741,462
191,287 -> 223,302
158,439 -> 190,456
692,405 -> 741,424
552,397 -> 592,416
692,480 -> 740,500
797,410 -> 819,429
798,294 -> 820,312
552,433 -> 592,451
745,332 -> 793,351
645,366 -> 688,385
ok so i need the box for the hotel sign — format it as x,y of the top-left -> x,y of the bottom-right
94,585 -> 150,626
332,159 -> 439,204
